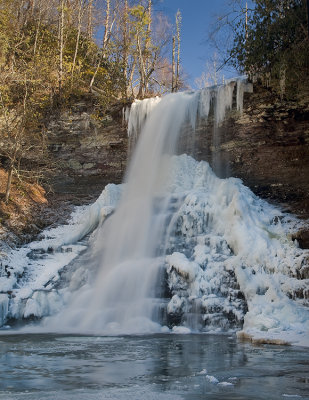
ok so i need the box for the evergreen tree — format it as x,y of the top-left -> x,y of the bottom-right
230,0 -> 309,97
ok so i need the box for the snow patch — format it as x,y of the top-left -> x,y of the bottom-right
205,375 -> 219,384
0,184 -> 123,326
218,381 -> 234,387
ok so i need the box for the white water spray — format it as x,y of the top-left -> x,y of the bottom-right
78,91 -> 202,333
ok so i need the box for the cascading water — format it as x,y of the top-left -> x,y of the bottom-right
46,90 -> 203,333
39,80 -> 248,334
1,79 -> 308,345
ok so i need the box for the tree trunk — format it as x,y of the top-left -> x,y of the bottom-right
33,0 -> 42,57
102,0 -> 111,50
87,0 -> 93,40
128,58 -> 136,98
137,33 -> 146,98
144,0 -> 152,93
123,0 -> 129,98
58,0 -> 65,92
71,0 -> 84,84
280,64 -> 286,99
172,35 -> 175,92
4,143 -> 18,204
89,0 -> 110,90
4,166 -> 13,204
175,10 -> 181,92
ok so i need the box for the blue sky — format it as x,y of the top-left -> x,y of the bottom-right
155,0 -> 249,88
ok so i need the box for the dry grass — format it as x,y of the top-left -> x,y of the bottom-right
0,168 -> 48,241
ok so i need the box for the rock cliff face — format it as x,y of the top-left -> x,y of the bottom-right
47,87 -> 309,244
2,86 -> 307,251
193,86 -> 309,220
47,99 -> 128,197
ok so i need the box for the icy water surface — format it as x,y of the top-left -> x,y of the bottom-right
0,334 -> 308,400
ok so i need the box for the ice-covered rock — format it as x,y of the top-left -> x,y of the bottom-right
0,183 -> 123,327
162,155 -> 309,344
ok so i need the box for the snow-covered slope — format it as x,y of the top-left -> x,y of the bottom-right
0,184 -> 122,327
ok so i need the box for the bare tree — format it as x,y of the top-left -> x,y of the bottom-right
58,0 -> 65,92
172,35 -> 175,92
122,0 -> 129,97
0,82 -> 28,203
71,0 -> 86,84
195,53 -> 225,88
89,0 -> 115,90
175,9 -> 181,92
33,0 -> 43,57
87,0 -> 94,40
144,0 -> 152,92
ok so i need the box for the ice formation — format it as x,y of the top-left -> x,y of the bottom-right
0,184 -> 122,327
0,78 -> 308,346
124,96 -> 161,149
161,155 -> 309,345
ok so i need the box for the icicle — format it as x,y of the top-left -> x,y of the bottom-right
237,77 -> 253,113
122,106 -> 130,126
199,87 -> 212,120
215,81 -> 235,126
126,97 -> 161,139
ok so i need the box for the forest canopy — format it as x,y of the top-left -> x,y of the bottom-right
0,0 -> 308,203
0,0 -> 182,202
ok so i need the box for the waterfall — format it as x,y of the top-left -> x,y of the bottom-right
84,81 -> 254,333
4,78 -> 307,346
61,91 -> 202,333
42,80 -> 248,334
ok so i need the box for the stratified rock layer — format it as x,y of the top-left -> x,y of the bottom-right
47,87 -> 309,223
47,99 -> 127,196
194,86 -> 309,219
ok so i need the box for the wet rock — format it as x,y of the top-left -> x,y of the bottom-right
292,229 -> 309,249
192,85 -> 309,219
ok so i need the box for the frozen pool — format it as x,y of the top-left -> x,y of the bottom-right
0,333 -> 308,400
